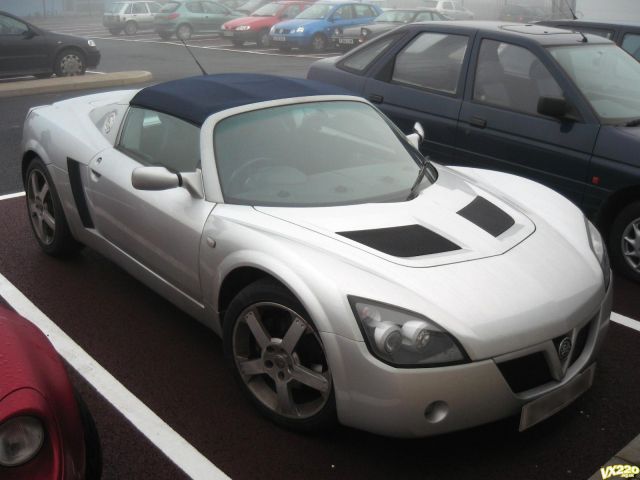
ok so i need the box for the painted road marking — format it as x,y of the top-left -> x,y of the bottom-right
0,274 -> 229,480
611,312 -> 640,332
0,191 -> 25,200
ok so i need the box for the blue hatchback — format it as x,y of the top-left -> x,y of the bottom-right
269,1 -> 381,52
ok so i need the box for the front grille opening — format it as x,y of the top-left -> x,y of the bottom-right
497,352 -> 553,394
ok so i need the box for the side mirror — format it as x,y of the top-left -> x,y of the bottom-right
132,166 -> 180,191
23,28 -> 37,39
406,122 -> 425,150
537,96 -> 571,119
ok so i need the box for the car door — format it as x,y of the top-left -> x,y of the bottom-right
84,107 -> 214,300
202,1 -> 234,31
456,37 -> 600,206
0,14 -> 49,75
362,29 -> 473,163
185,1 -> 206,33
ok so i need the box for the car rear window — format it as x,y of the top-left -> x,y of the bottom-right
160,2 -> 181,12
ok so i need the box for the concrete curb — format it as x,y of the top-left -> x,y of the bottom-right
0,71 -> 153,98
588,433 -> 640,480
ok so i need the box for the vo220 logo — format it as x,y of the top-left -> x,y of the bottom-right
600,464 -> 640,479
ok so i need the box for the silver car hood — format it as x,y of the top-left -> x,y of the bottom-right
255,167 -> 535,268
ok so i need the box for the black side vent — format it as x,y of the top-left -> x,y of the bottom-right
457,196 -> 515,237
67,158 -> 94,228
337,225 -> 460,258
497,352 -> 553,394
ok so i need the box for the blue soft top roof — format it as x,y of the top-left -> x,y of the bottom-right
130,73 -> 352,126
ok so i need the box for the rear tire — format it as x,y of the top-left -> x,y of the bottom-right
609,201 -> 640,283
176,23 -> 193,40
25,157 -> 83,257
309,33 -> 327,52
124,21 -> 138,35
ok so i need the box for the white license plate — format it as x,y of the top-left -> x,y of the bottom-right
271,35 -> 286,42
338,38 -> 354,44
222,31 -> 234,36
519,363 -> 595,431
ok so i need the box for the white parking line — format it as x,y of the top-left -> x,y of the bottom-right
611,312 -> 640,332
0,273 -> 229,480
0,191 -> 25,200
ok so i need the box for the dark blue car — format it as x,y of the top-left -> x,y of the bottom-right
308,22 -> 640,282
269,1 -> 381,52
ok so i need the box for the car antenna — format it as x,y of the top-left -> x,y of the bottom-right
181,39 -> 208,75
562,0 -> 588,42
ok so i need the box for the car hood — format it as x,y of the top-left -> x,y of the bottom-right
344,21 -> 398,35
274,18 -> 326,30
255,166 -> 535,268
41,28 -> 89,46
225,15 -> 279,28
594,125 -> 640,168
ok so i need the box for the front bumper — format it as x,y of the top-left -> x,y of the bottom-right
221,29 -> 258,42
322,279 -> 613,437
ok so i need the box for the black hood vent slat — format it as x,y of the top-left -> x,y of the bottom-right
457,196 -> 515,237
337,225 -> 460,258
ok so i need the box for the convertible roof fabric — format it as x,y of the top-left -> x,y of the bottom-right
130,73 -> 352,126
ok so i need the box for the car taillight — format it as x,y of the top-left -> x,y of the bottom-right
168,12 -> 180,19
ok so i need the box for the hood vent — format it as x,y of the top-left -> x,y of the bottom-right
457,196 -> 514,237
337,225 -> 460,258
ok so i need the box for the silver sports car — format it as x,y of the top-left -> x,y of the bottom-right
21,74 -> 612,437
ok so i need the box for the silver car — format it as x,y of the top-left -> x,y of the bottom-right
21,74 -> 611,437
103,1 -> 162,35
423,0 -> 473,19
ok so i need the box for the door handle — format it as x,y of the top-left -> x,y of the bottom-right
469,116 -> 487,128
368,93 -> 383,104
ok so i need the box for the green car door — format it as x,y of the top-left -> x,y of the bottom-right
201,1 -> 239,32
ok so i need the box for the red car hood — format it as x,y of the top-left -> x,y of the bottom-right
224,15 -> 280,29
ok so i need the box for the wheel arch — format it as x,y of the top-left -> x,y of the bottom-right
595,185 -> 640,236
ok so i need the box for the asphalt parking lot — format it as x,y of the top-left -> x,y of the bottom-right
1,15 -> 639,480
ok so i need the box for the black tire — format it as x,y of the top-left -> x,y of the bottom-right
232,38 -> 245,47
124,20 -> 137,35
223,278 -> 337,432
74,389 -> 102,480
309,33 -> 327,52
176,23 -> 193,40
53,49 -> 86,76
609,201 -> 640,283
159,31 -> 172,40
256,28 -> 270,47
25,157 -> 83,257
108,28 -> 122,35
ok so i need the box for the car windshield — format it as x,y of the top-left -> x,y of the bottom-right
160,2 -> 181,12
108,2 -> 129,13
296,4 -> 331,19
548,44 -> 640,124
376,10 -> 416,23
214,101 -> 431,206
252,3 -> 280,16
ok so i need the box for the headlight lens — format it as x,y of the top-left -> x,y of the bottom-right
235,25 -> 250,30
88,39 -> 96,47
0,416 -> 45,467
350,297 -> 468,367
296,26 -> 304,33
585,218 -> 611,290
361,27 -> 369,36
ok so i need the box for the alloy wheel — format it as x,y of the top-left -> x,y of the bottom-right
621,216 -> 640,273
27,169 -> 56,245
232,302 -> 331,419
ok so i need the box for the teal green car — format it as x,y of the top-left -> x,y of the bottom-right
155,0 -> 242,40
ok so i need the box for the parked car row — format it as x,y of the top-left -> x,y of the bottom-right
308,21 -> 640,282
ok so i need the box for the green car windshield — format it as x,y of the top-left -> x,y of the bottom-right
214,101 -> 433,207
548,44 -> 640,124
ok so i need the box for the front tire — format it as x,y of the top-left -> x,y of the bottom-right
74,389 -> 102,480
53,49 -> 86,76
609,201 -> 640,282
223,279 -> 336,432
25,157 -> 83,257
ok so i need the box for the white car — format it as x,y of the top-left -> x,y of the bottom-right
423,0 -> 473,19
21,74 -> 611,437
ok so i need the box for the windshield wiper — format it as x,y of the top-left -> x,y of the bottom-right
406,158 -> 431,201
625,118 -> 640,127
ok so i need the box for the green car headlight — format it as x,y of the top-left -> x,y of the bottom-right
349,297 -> 468,367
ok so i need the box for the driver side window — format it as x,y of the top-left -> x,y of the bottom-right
0,14 -> 28,35
118,107 -> 201,172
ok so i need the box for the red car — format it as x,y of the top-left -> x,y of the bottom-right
0,305 -> 101,479
221,1 -> 310,47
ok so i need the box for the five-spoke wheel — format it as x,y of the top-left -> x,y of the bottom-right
611,201 -> 640,282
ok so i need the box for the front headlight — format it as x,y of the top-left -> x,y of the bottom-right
0,416 -> 45,467
350,297 -> 468,367
361,27 -> 370,36
585,218 -> 611,290
87,39 -> 96,47
235,25 -> 251,30
296,26 -> 304,33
